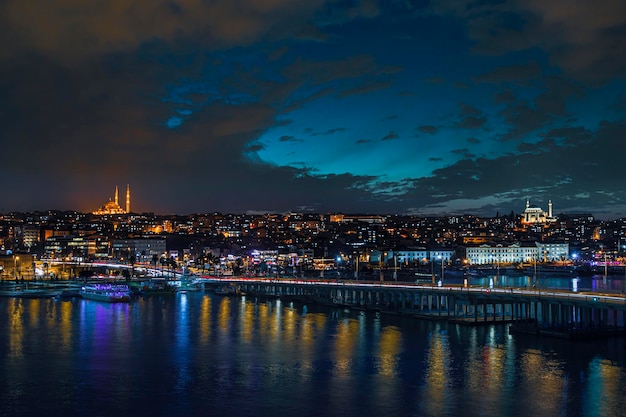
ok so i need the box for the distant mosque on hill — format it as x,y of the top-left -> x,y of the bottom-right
93,185 -> 131,215
521,198 -> 557,224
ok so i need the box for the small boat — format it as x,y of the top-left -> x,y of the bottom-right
80,283 -> 131,302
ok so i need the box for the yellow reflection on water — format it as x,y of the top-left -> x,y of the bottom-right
299,311 -> 329,389
333,317 -> 359,373
309,311 -> 328,334
217,296 -> 231,332
297,312 -> 314,352
282,303 -> 297,343
198,295 -> 212,345
8,299 -> 24,358
377,325 -> 402,377
422,324 -> 451,416
272,299 -> 283,342
460,327 -> 519,416
519,348 -> 566,416
256,301 -> 272,342
297,310 -> 326,361
483,345 -> 507,400
28,298 -> 40,328
239,298 -> 255,343
57,300 -> 74,351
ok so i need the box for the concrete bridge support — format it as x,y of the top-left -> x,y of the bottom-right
231,279 -> 626,337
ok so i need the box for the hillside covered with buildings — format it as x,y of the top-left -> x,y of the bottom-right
1,197 -> 625,281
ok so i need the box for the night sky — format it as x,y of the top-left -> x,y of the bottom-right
1,1 -> 625,218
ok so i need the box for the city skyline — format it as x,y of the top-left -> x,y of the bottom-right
1,1 -> 625,218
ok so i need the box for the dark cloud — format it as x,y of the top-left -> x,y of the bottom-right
281,55 -> 400,101
612,94 -> 626,112
534,76 -> 583,116
451,148 -> 475,159
460,103 -> 481,116
403,120 -> 626,218
246,143 -> 267,153
382,131 -> 399,141
1,0 -> 624,219
497,99 -> 548,141
426,77 -> 445,84
541,126 -> 593,147
0,0 -> 376,65
475,62 -> 543,84
457,116 -> 487,129
430,0 -> 626,82
0,3 -> 407,213
490,76 -> 583,141
516,138 -> 557,153
338,77 -> 397,98
279,135 -> 304,143
456,103 -> 487,129
418,125 -> 437,134
311,128 -> 348,136
494,89 -> 516,104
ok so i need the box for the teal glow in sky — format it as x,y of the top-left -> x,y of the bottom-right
1,0 -> 626,217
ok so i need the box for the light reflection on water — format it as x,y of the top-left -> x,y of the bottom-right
0,293 -> 625,417
465,273 -> 625,294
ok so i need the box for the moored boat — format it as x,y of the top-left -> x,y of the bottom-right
80,283 -> 131,302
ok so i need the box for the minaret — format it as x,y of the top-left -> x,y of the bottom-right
115,186 -> 119,205
126,184 -> 131,213
548,199 -> 553,218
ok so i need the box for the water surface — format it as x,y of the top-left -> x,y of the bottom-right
1,292 -> 624,417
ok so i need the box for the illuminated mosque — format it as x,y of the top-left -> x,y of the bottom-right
93,185 -> 131,215
521,199 -> 556,224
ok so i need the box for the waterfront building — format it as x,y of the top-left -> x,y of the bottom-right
379,248 -> 454,265
428,249 -> 455,262
465,241 -> 569,265
465,243 -> 538,265
394,248 -> 429,265
536,242 -> 570,262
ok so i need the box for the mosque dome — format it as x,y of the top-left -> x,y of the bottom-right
93,185 -> 131,215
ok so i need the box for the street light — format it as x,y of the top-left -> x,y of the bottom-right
14,255 -> 20,280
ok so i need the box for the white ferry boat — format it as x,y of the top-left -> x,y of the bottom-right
80,283 -> 131,302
